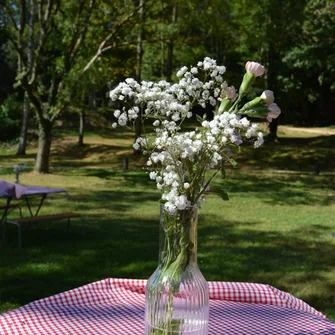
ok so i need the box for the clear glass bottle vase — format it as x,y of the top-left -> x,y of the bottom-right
145,205 -> 209,335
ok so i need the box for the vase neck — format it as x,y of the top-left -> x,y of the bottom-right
159,205 -> 198,267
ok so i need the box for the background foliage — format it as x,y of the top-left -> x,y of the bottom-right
0,0 -> 334,139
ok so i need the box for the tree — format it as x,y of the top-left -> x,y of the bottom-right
16,0 -> 34,155
134,0 -> 144,142
0,4 -> 21,140
229,0 -> 307,138
141,0 -> 235,81
282,0 -> 335,125
2,0 -> 149,173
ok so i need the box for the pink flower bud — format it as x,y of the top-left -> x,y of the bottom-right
227,86 -> 237,101
220,86 -> 237,101
245,61 -> 265,77
260,90 -> 274,106
267,103 -> 281,122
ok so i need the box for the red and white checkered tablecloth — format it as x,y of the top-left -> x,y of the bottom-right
0,278 -> 334,335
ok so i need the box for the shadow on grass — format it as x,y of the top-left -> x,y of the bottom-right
237,135 -> 335,172
0,171 -> 334,320
198,214 -> 335,318
278,135 -> 335,148
53,125 -> 136,141
213,173 -> 335,206
1,212 -> 334,320
0,214 -> 157,303
0,153 -> 36,160
51,143 -> 130,160
1,132 -> 335,173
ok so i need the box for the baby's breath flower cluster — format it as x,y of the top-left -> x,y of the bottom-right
109,58 -> 280,215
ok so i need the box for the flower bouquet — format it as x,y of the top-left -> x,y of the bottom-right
109,58 -> 280,334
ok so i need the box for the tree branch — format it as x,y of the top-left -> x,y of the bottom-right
24,82 -> 45,121
66,0 -> 95,71
30,0 -> 59,85
66,0 -> 86,70
19,0 -> 27,38
82,0 -> 151,73
44,0 -> 53,22
3,1 -> 19,32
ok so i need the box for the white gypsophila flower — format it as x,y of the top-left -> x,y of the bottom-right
246,124 -> 259,138
164,202 -> 177,215
202,120 -> 210,128
209,97 -> 217,106
203,57 -> 216,70
217,66 -> 226,75
210,69 -> 218,77
175,195 -> 190,210
201,90 -> 210,100
176,66 -> 188,77
254,132 -> 264,148
118,113 -> 128,126
240,117 -> 250,128
149,172 -> 157,180
214,88 -> 221,98
114,110 -> 121,118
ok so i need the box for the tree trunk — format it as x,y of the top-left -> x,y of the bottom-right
16,92 -> 30,155
78,110 -> 85,146
166,0 -> 177,82
166,41 -> 173,82
264,47 -> 278,142
34,119 -> 53,174
136,0 -> 144,83
16,0 -> 34,155
135,0 -> 144,143
268,118 -> 278,142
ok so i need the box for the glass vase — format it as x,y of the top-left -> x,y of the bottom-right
145,205 -> 209,335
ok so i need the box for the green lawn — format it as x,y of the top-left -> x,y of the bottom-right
0,125 -> 334,321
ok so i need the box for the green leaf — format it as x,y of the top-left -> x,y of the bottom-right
209,186 -> 230,201
220,166 -> 226,178
227,157 -> 238,168
196,114 -> 203,123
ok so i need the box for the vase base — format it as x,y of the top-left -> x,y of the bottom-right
146,321 -> 208,335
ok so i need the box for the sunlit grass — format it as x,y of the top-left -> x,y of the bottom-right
1,124 -> 335,172
0,124 -> 334,320
0,169 -> 334,320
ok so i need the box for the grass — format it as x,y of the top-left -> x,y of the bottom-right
1,123 -> 334,172
0,124 -> 334,322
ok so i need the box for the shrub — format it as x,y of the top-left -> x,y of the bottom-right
0,95 -> 21,141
